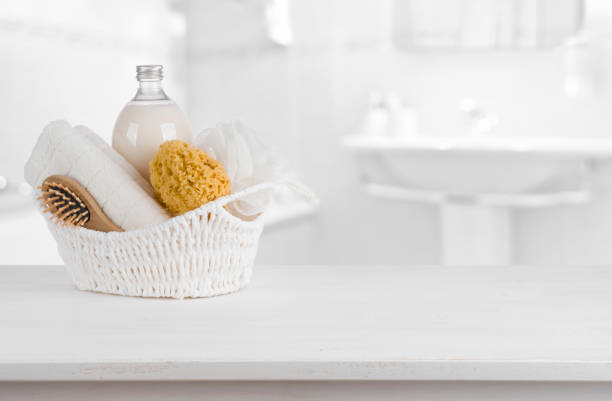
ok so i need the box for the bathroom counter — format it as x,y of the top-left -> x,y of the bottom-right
2,265 -> 612,399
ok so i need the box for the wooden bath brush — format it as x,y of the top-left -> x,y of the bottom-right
38,175 -> 123,233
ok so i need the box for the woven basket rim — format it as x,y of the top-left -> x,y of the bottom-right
43,181 -> 279,240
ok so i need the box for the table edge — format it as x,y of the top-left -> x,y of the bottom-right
2,360 -> 612,382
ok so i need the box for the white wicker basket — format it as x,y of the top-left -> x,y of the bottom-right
44,182 -> 288,299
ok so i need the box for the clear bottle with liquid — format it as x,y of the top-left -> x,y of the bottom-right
112,65 -> 192,179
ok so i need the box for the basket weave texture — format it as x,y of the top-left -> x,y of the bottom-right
45,183 -> 276,299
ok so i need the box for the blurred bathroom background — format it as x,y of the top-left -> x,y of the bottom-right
3,0 -> 612,266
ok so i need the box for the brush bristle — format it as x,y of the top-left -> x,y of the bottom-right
38,182 -> 90,228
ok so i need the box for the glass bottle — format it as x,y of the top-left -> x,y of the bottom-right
112,65 -> 192,180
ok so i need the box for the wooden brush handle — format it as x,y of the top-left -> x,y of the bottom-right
42,175 -> 123,233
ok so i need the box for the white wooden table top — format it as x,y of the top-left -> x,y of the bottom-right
1,265 -> 612,382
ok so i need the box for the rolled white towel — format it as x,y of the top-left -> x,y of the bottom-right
24,120 -> 170,230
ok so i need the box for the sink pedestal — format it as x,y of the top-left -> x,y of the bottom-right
441,203 -> 511,266
343,135 -> 612,266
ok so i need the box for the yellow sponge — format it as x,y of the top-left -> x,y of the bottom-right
149,140 -> 231,215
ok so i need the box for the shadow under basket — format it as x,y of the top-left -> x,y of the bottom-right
44,182 -> 282,299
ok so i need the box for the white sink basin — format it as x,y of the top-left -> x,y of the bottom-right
343,135 -> 612,194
